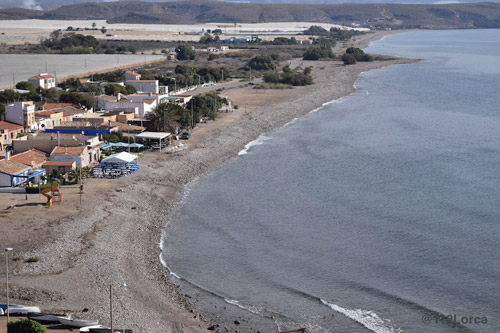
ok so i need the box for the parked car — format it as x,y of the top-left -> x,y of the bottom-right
180,132 -> 191,140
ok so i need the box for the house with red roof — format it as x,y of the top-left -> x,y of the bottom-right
28,73 -> 56,90
0,121 -> 24,148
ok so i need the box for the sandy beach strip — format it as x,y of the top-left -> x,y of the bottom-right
2,30 -> 417,332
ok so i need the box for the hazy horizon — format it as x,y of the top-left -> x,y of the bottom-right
4,0 -> 500,12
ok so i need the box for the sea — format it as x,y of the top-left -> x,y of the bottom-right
161,29 -> 500,333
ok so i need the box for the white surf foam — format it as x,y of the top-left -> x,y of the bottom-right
224,299 -> 263,315
158,233 -> 181,279
238,135 -> 271,155
320,299 -> 403,333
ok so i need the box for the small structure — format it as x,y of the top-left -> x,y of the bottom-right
220,46 -> 229,51
0,157 -> 45,187
28,73 -> 56,90
42,160 -> 76,175
126,80 -> 160,94
102,151 -> 137,164
93,152 -> 140,178
134,132 -> 171,151
50,146 -> 90,167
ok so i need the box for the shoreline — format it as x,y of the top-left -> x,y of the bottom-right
5,30 -> 417,332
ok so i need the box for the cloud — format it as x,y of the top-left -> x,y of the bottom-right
21,0 -> 43,10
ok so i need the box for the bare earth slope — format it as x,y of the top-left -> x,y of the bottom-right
2,1 -> 500,28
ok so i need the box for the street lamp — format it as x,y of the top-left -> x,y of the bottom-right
4,247 -> 13,324
110,282 -> 127,333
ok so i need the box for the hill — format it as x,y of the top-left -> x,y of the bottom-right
1,1 -> 500,29
2,0 -> 500,11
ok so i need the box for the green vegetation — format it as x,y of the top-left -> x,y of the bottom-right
7,319 -> 48,333
302,47 -> 335,60
341,54 -> 357,65
302,26 -> 365,47
176,44 -> 196,60
91,70 -> 125,82
26,257 -> 39,263
41,32 -> 99,54
187,93 -> 224,121
247,56 -> 274,71
102,131 -> 127,143
68,167 -> 91,184
0,89 -> 41,104
262,65 -> 313,87
16,132 -> 29,138
15,81 -> 35,92
345,47 -> 374,62
59,92 -> 93,109
104,84 -> 136,96
271,37 -> 297,45
208,53 -> 220,61
340,47 -> 374,65
147,102 -> 193,132
199,33 -> 214,44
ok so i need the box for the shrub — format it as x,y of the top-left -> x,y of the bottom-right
247,56 -> 273,70
26,257 -> 39,263
341,54 -> 357,65
303,47 -> 334,60
176,44 -> 196,60
7,319 -> 48,333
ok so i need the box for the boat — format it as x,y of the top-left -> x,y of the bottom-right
0,304 -> 41,314
79,325 -> 110,332
0,308 -> 3,315
28,312 -> 69,323
58,317 -> 99,328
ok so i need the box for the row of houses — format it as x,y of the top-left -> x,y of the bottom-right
0,69 -> 195,187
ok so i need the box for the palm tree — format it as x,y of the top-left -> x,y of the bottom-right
148,102 -> 187,133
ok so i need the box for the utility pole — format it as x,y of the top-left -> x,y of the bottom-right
191,99 -> 194,129
109,285 -> 113,333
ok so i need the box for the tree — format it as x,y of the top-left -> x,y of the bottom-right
0,103 -> 5,121
15,81 -> 35,92
176,44 -> 196,60
247,56 -> 273,70
199,33 -> 214,43
303,47 -> 334,60
148,103 -> 191,133
101,26 -> 107,34
7,319 -> 48,333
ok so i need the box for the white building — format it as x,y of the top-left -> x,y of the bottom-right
126,80 -> 160,94
28,73 -> 56,90
97,95 -> 157,119
5,101 -> 36,132
220,46 -> 229,51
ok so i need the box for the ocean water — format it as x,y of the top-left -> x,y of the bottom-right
162,29 -> 500,332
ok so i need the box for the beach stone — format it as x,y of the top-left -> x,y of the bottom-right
207,326 -> 216,330
234,320 -> 241,325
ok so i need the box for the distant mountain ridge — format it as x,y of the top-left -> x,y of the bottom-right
2,1 -> 500,29
3,0 -> 500,11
